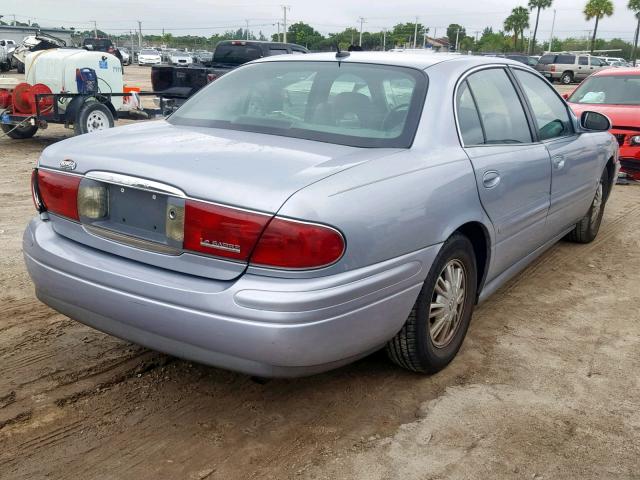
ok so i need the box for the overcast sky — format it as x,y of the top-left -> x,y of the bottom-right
3,0 -> 639,42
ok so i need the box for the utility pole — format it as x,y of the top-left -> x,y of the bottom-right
382,28 -> 387,51
358,17 -> 366,47
547,8 -> 556,53
413,16 -> 419,48
632,12 -> 639,67
93,20 -> 98,38
455,28 -> 460,51
276,21 -> 281,42
423,32 -> 427,48
246,19 -> 250,40
282,5 -> 289,43
527,29 -> 532,54
137,20 -> 142,50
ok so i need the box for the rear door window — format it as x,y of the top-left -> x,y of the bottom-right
465,68 -> 532,144
579,56 -> 588,66
456,81 -> 485,145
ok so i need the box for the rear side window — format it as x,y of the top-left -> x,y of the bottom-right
579,56 -> 588,66
465,69 -> 532,144
456,81 -> 484,145
514,69 -> 572,140
538,55 -> 556,65
556,55 -> 576,64
590,57 -> 604,66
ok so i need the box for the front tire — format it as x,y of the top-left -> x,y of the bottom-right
566,168 -> 609,243
386,233 -> 478,374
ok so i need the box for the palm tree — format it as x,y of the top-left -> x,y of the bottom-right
504,7 -> 530,51
528,0 -> 553,54
630,0 -> 640,66
584,0 -> 614,54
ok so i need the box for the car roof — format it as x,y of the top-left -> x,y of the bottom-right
592,67 -> 640,77
252,51 -> 526,70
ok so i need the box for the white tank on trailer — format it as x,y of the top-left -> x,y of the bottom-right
24,49 -> 124,110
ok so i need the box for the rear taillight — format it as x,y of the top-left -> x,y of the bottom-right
250,218 -> 345,269
183,199 -> 270,262
31,169 -> 44,212
36,169 -> 81,220
182,199 -> 345,269
206,73 -> 219,83
550,65 -> 556,72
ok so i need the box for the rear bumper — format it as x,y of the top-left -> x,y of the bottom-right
23,218 -> 436,377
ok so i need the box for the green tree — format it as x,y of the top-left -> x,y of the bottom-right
286,22 -> 324,49
446,24 -> 466,49
389,22 -> 426,48
630,0 -> 640,65
528,0 -> 553,53
504,7 -> 530,51
584,0 -> 614,53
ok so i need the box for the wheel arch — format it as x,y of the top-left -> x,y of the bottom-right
453,221 -> 491,302
604,156 -> 615,201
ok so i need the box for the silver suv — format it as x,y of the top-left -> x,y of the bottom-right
536,53 -> 609,84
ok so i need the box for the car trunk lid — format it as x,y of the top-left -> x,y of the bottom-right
38,120 -> 399,280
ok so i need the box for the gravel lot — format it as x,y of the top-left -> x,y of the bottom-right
1,66 -> 639,480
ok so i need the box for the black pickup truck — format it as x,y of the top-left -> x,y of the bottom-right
151,40 -> 308,112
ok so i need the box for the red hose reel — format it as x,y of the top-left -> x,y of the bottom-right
1,82 -> 54,115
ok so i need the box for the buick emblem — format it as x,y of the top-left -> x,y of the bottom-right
59,159 -> 77,171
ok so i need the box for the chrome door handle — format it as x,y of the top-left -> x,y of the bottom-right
482,170 -> 501,188
552,155 -> 565,169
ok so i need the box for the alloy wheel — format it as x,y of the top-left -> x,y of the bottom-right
428,259 -> 467,348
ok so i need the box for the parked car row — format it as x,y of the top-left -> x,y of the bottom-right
24,52 -> 621,378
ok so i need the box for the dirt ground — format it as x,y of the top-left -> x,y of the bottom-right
1,67 -> 639,480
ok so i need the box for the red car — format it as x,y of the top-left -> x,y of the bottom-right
565,67 -> 640,179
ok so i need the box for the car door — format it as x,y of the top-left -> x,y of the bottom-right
511,67 -> 600,235
577,56 -> 589,80
457,67 -> 552,277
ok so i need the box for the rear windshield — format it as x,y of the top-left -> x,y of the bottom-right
83,38 -> 111,48
538,55 -> 556,65
169,61 -> 427,148
213,44 -> 262,64
568,75 -> 640,105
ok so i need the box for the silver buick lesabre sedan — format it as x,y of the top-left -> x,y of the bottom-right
24,52 -> 618,377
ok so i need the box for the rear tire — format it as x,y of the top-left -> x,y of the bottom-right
386,233 -> 478,374
74,101 -> 114,135
566,168 -> 609,243
560,72 -> 574,84
1,122 -> 38,139
16,62 -> 24,74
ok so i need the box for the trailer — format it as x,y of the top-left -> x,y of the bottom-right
0,87 -> 169,139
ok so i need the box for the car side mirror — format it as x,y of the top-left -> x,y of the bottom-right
580,111 -> 611,131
